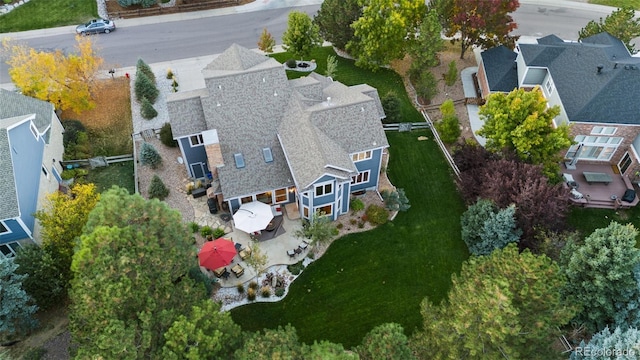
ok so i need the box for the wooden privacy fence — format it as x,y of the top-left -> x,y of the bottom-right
109,0 -> 239,19
61,154 -> 134,169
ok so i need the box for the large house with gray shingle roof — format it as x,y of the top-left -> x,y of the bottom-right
0,90 -> 64,257
477,32 -> 640,176
167,44 -> 389,220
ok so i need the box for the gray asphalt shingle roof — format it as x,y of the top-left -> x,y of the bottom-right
0,90 -> 56,221
519,32 -> 640,124
168,45 -> 388,198
481,45 -> 518,93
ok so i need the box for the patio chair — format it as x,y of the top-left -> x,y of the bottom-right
231,264 -> 244,278
287,249 -> 295,258
240,246 -> 252,260
299,242 -> 308,250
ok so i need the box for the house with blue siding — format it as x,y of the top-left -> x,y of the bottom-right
0,90 -> 65,257
167,44 -> 389,221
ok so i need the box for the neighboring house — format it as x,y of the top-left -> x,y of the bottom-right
0,90 -> 64,258
167,44 -> 389,221
477,32 -> 640,176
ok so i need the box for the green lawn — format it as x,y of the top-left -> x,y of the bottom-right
568,205 -> 640,238
231,130 -> 468,348
0,0 -> 97,33
86,161 -> 135,194
589,0 -> 640,9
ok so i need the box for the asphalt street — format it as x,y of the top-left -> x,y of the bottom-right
0,0 -> 625,88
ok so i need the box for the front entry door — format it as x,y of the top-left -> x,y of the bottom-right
190,162 -> 205,179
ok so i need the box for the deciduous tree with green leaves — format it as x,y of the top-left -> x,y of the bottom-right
348,0 -> 426,71
477,86 -> 572,177
161,300 -> 242,359
561,222 -> 640,333
411,244 -> 576,359
69,187 -> 208,358
282,11 -> 322,60
578,7 -> 640,54
448,0 -> 520,59
14,245 -> 66,311
313,0 -> 361,51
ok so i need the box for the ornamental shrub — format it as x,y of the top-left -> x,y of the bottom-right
350,198 -> 365,213
260,286 -> 271,298
275,288 -> 285,297
212,227 -> 226,239
139,142 -> 162,169
187,222 -> 200,233
200,225 -> 213,238
148,175 -> 169,200
237,284 -> 245,294
381,189 -> 411,212
285,59 -> 297,68
410,68 -> 438,102
140,97 -> 158,120
159,123 -> 178,148
248,281 -> 259,290
247,288 -> 256,301
134,72 -> 159,103
61,119 -> 86,147
365,204 -> 389,225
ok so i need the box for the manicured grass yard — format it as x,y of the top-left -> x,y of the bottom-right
232,130 -> 468,348
86,161 -> 135,194
568,205 -> 640,239
233,51 -> 469,347
589,0 -> 640,9
0,0 -> 97,33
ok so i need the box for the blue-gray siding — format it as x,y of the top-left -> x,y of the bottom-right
179,137 -> 210,178
0,219 -> 28,243
351,148 -> 382,192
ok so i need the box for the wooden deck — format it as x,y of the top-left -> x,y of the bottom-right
562,163 -> 639,209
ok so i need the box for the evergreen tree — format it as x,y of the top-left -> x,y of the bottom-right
134,71 -> 159,103
578,7 -> 640,54
436,99 -> 461,143
136,58 -> 156,84
257,28 -> 276,53
381,92 -> 402,123
140,97 -> 158,119
159,123 -> 178,148
139,142 -> 162,169
357,323 -> 416,360
570,326 -> 640,359
313,0 -> 361,51
0,257 -> 38,341
409,9 -> 444,70
562,222 -> 640,332
148,174 -> 169,200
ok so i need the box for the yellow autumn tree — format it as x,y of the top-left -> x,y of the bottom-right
34,183 -> 100,286
3,35 -> 104,113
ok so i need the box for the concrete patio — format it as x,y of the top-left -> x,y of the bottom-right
188,194 -> 307,287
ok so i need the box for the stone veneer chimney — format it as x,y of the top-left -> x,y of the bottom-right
202,129 -> 223,179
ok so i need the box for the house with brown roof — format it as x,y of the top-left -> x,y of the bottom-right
166,44 -> 389,220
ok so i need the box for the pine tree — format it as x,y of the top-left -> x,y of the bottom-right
139,142 -> 162,169
136,58 -> 156,84
0,258 -> 38,341
140,97 -> 158,119
134,72 -> 159,103
148,175 -> 169,200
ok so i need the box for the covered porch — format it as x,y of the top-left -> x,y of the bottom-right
562,163 -> 639,209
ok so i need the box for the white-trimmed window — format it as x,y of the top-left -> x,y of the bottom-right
41,164 -> 49,178
567,135 -> 623,161
0,221 -> 9,234
240,196 -> 253,204
590,126 -> 617,135
352,151 -> 372,162
351,170 -> 370,185
315,182 -> 333,196
189,134 -> 204,146
0,242 -> 21,258
545,77 -> 554,95
315,204 -> 333,217
303,206 -> 309,218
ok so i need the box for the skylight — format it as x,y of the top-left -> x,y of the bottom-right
263,147 -> 273,163
234,153 -> 245,168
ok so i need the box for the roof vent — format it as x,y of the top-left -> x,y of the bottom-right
632,65 -> 638,70
625,65 -> 631,70
597,64 -> 604,74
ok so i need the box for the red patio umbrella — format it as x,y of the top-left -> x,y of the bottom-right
198,238 -> 237,271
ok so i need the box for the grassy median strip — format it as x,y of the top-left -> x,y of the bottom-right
0,0 -> 97,33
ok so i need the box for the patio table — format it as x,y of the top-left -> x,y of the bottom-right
583,171 -> 612,185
